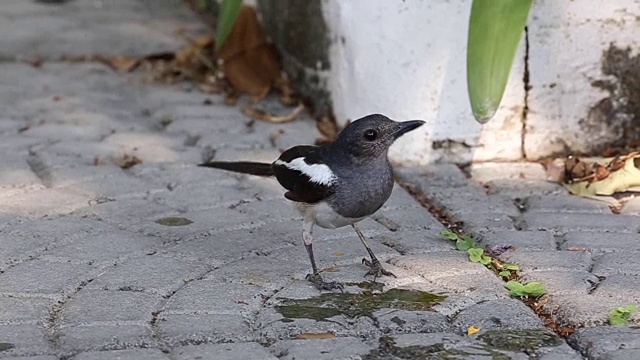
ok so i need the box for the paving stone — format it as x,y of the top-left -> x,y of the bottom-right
500,250 -> 592,272
395,165 -> 471,189
520,270 -> 602,296
0,260 -> 96,297
71,348 -> 170,360
61,290 -> 163,326
0,324 -> 52,357
0,217 -> 112,268
620,197 -> 640,215
536,343 -> 585,360
485,179 -> 566,198
1,356 -> 58,360
57,325 -> 154,354
390,252 -> 510,296
375,309 -> 452,334
457,212 -> 517,233
0,297 -> 53,323
446,194 -> 521,218
160,223 -> 298,267
552,294 -> 639,326
477,230 -> 558,252
569,326 -> 640,359
173,342 -> 277,360
525,195 -> 612,214
158,314 -> 253,346
207,256 -> 307,291
592,253 -> 640,276
468,162 -> 549,183
256,307 -> 379,342
370,230 -> 454,255
269,234 -> 399,269
599,348 -> 640,360
86,256 -> 212,297
0,0 -> 207,59
270,337 -> 374,360
372,205 -> 446,232
164,280 -> 268,317
2,188 -> 91,218
561,232 -> 640,254
522,213 -> 638,233
44,231 -> 160,266
451,298 -> 543,332
434,290 -> 509,318
592,275 -> 640,304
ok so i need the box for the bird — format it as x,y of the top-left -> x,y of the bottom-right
199,114 -> 425,291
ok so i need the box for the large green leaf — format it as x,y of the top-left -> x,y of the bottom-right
466,0 -> 532,123
215,0 -> 243,51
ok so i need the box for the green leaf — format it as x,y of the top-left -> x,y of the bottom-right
609,314 -> 628,326
456,237 -> 475,251
609,305 -> 638,326
503,263 -> 519,271
505,280 -> 545,298
215,0 -> 243,50
440,229 -> 459,241
480,255 -> 492,266
466,0 -> 533,123
468,247 -> 484,263
522,282 -> 546,297
505,280 -> 525,297
498,270 -> 511,277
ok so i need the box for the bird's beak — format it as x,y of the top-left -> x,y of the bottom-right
393,120 -> 425,139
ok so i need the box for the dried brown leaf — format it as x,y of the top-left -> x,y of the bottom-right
112,154 -> 143,169
217,6 -> 281,96
242,103 -> 304,123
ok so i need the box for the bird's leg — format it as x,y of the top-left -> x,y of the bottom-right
303,219 -> 343,292
352,223 -> 396,282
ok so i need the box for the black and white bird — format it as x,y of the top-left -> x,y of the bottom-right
199,114 -> 425,290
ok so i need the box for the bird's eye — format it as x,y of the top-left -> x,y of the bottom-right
364,129 -> 378,141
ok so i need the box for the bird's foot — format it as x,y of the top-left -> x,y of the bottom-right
305,273 -> 344,292
362,257 -> 396,281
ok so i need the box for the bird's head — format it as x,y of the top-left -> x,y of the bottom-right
334,114 -> 425,160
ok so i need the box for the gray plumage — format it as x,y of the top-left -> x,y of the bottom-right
199,113 -> 425,291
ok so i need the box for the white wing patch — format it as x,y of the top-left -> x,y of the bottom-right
275,158 -> 336,185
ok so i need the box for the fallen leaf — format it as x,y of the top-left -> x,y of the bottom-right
242,102 -> 304,123
467,326 -> 480,336
217,6 -> 281,97
111,154 -> 143,169
333,252 -> 345,257
296,333 -> 336,340
98,55 -> 140,73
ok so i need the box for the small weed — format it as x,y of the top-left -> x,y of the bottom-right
439,230 -> 546,301
505,280 -> 546,298
609,305 -> 637,326
440,229 -> 475,250
468,247 -> 492,265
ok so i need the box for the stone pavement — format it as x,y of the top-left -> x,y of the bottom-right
0,1 -> 638,359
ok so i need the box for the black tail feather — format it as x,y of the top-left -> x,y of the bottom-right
198,161 -> 274,177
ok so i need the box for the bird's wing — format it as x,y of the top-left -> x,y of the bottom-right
272,146 -> 336,203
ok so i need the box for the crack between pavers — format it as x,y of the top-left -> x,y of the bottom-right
396,179 -> 579,342
521,26 -> 530,160
26,146 -> 55,188
147,258 -> 247,351
44,276 -> 97,356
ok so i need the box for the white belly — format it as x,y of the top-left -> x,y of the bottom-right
293,201 -> 366,229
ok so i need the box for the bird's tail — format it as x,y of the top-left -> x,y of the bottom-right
198,161 -> 274,177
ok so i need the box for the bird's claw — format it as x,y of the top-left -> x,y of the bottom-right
306,273 -> 344,292
362,257 -> 396,280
